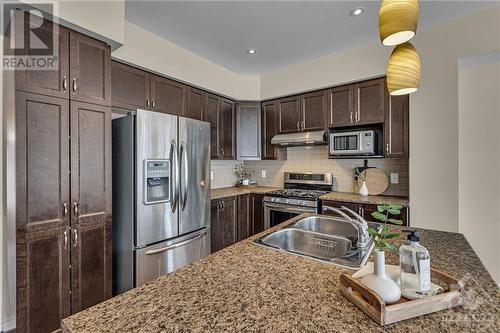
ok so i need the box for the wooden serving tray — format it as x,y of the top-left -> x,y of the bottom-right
340,268 -> 464,325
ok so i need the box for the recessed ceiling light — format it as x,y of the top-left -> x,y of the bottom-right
247,49 -> 256,54
350,7 -> 365,17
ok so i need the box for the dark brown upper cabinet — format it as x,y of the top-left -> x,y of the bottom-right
205,93 -> 220,159
150,75 -> 186,115
111,61 -> 150,110
71,219 -> 112,313
385,95 -> 409,158
328,84 -> 355,128
70,31 -> 111,106
301,90 -> 327,132
14,11 -> 70,99
186,87 -> 205,120
354,77 -> 386,125
262,101 -> 277,159
15,92 -> 70,232
70,101 -> 112,225
16,227 -> 71,333
278,96 -> 301,134
219,98 -> 236,159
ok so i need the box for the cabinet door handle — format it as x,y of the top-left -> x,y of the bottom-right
350,112 -> 353,123
301,120 -> 305,131
223,201 -> 226,210
72,78 -> 77,94
151,99 -> 155,109
63,229 -> 68,250
357,111 -> 360,122
386,143 -> 390,155
146,98 -> 150,107
73,201 -> 79,216
62,76 -> 67,92
73,229 -> 78,248
63,202 -> 68,217
296,121 -> 300,131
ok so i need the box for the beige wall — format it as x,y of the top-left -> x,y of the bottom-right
259,7 -> 500,233
458,56 -> 500,285
112,22 -> 261,101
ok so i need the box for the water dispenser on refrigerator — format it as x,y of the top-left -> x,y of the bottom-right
143,159 -> 170,204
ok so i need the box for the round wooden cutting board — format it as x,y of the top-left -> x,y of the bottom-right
356,168 -> 389,195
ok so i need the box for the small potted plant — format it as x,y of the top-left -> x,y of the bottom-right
359,203 -> 403,304
234,164 -> 253,186
353,166 -> 369,196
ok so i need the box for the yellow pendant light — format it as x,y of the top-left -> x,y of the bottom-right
379,0 -> 419,46
386,42 -> 421,95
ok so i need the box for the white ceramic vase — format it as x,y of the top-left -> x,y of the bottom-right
360,249 -> 401,304
359,181 -> 369,196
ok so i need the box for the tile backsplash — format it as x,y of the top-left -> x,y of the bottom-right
211,146 -> 409,197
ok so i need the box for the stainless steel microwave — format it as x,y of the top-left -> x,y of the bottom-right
329,130 -> 376,156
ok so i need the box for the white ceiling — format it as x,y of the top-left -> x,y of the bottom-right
125,1 -> 497,75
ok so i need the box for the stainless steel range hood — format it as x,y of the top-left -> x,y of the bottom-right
271,130 -> 327,147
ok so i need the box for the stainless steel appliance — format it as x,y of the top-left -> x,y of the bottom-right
329,129 -> 376,156
271,130 -> 327,147
264,172 -> 333,229
112,110 -> 210,295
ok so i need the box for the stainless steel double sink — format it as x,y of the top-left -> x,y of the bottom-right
253,215 -> 375,269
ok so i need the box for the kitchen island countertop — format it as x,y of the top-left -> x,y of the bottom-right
62,214 -> 499,333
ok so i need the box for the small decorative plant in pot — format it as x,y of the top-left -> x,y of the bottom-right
359,203 -> 403,304
234,164 -> 252,186
354,166 -> 369,196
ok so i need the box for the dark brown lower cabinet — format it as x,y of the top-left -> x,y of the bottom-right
16,227 -> 71,333
71,219 -> 112,313
211,193 -> 265,253
321,200 -> 409,226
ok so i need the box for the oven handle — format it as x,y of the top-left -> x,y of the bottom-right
264,202 -> 316,213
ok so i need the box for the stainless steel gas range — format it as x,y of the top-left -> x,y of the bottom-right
264,172 -> 334,229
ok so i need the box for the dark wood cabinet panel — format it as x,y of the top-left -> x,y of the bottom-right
237,194 -> 251,241
70,101 -> 112,223
360,204 -> 409,226
220,98 -> 236,159
16,227 -> 71,333
220,197 -> 237,249
205,94 -> 220,159
70,219 -> 111,313
278,96 -> 301,134
354,78 -> 386,125
385,95 -> 409,158
70,31 -> 111,106
328,85 -> 354,128
251,194 -> 265,235
186,87 -> 205,120
301,90 -> 327,131
150,75 -> 186,115
261,101 -> 278,160
111,61 -> 150,110
15,12 -> 70,99
15,92 -> 70,232
210,200 -> 221,253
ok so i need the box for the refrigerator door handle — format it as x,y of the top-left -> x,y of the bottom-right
170,140 -> 179,213
144,231 -> 208,255
180,142 -> 188,211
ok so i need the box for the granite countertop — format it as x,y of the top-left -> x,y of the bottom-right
211,186 -> 280,200
320,192 -> 410,207
62,214 -> 499,333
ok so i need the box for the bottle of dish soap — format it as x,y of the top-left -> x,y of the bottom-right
399,231 -> 431,298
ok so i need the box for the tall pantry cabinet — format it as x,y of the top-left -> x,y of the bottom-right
11,10 -> 112,333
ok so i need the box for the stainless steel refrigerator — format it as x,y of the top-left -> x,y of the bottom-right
112,110 -> 210,295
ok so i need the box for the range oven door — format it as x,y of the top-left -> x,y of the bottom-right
264,202 -> 316,229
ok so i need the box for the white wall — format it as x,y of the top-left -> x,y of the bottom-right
458,54 -> 500,285
112,21 -> 261,101
260,7 -> 500,233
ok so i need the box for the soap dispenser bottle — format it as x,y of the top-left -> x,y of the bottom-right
399,231 -> 431,298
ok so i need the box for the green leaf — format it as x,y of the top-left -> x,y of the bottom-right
371,211 -> 388,222
385,243 -> 399,252
384,233 -> 400,239
388,218 -> 403,225
388,204 -> 403,210
388,208 -> 401,215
